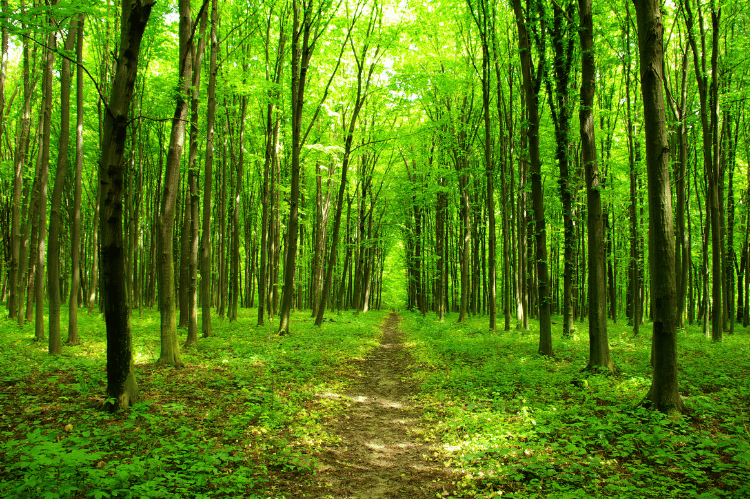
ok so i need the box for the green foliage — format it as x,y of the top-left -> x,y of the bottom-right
0,307 -> 385,498
402,312 -> 750,498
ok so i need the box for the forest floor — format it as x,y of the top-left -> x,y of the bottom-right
1,307 -> 748,498
272,312 -> 456,498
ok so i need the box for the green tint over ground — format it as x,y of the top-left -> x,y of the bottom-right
0,307 -> 385,498
400,312 -> 750,498
1,307 -> 749,498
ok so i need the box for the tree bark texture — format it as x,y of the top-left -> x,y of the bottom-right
99,0 -> 155,410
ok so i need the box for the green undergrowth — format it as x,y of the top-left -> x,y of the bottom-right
0,306 -> 385,499
401,312 -> 750,498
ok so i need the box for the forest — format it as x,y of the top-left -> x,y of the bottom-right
0,0 -> 749,497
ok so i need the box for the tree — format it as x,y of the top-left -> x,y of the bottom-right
279,0 -> 351,334
48,19 -> 78,355
157,0 -> 200,366
632,0 -> 682,412
512,0 -> 552,356
35,0 -> 58,342
579,0 -> 614,372
258,2 -> 286,327
467,0 -> 497,332
546,0 -> 576,338
185,6 -> 207,347
683,0 -> 722,341
99,0 -> 156,410
201,0 -> 219,338
68,13 -> 85,346
314,1 -> 378,326
8,2 -> 33,323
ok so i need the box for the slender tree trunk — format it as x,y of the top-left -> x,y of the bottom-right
458,160 -> 471,323
68,14 -> 85,345
200,0 -> 218,337
218,142 -> 227,318
230,96 -> 246,322
185,9 -> 206,347
178,189 -> 190,328
468,0 -> 497,330
158,0 -> 194,366
547,0 -> 575,337
36,6 -> 58,342
512,0 -> 552,355
625,10 -> 640,335
89,184 -> 100,314
48,22 -> 78,355
435,174 -> 447,322
580,0 -> 613,371
684,0 -> 721,341
259,9 -> 285,326
9,17 -> 32,322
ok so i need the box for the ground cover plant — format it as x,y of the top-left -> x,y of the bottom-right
0,308 -> 385,499
401,313 -> 750,498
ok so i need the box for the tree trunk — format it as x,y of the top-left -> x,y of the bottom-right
512,0 -> 552,355
230,95 -> 246,322
684,0 -> 721,341
259,8 -> 285,326
185,9 -> 207,347
48,21 -> 77,355
579,0 -> 613,372
36,7 -> 58,342
547,0 -> 575,338
435,173 -> 447,322
277,0 -> 305,334
632,0 -> 682,412
282,0 -> 347,332
9,17 -> 33,322
624,11 -> 641,336
157,0 -> 193,366
100,0 -> 155,411
68,14 -> 86,345
201,0 -> 219,337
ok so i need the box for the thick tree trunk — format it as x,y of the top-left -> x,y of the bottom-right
632,0 -> 682,412
100,0 -> 155,411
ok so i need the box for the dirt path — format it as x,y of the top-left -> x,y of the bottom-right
274,312 -> 454,498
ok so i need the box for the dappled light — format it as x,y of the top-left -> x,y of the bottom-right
0,0 -> 749,496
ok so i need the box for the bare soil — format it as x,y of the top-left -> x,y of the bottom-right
273,312 -> 455,498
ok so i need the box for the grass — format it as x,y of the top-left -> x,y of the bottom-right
2,305 -> 749,498
0,305 -> 386,499
400,312 -> 750,498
